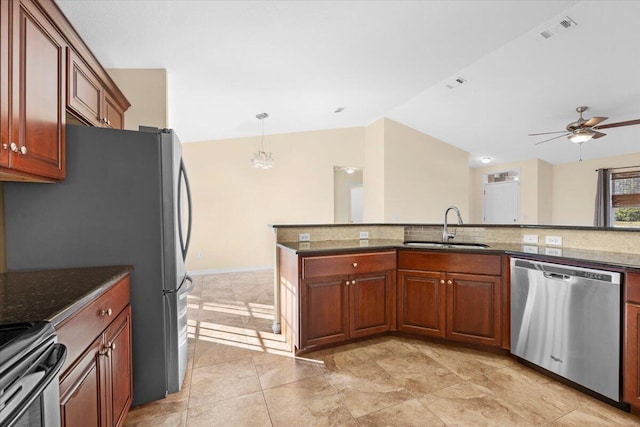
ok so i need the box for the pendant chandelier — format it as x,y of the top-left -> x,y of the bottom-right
250,113 -> 274,169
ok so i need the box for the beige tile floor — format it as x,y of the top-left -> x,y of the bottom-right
124,270 -> 640,427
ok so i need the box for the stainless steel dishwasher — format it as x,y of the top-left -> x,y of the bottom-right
510,258 -> 621,402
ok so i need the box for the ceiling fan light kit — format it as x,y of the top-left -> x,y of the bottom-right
530,106 -> 640,146
568,129 -> 595,144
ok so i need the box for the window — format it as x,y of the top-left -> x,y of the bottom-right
611,169 -> 640,227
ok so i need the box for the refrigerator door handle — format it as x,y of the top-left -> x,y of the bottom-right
164,274 -> 194,295
178,158 -> 193,261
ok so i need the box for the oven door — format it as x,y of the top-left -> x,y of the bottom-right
0,340 -> 67,427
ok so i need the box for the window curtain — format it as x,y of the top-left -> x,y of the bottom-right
593,168 -> 610,227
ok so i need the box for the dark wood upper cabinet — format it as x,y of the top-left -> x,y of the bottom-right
1,0 -> 66,181
67,47 -> 126,129
1,0 -> 130,182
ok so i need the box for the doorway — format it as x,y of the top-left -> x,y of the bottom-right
333,167 -> 363,223
483,173 -> 520,224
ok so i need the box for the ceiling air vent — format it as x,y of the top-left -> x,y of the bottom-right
446,77 -> 467,89
539,16 -> 577,40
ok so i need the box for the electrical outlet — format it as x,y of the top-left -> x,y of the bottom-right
545,247 -> 563,256
299,242 -> 311,250
298,233 -> 310,242
359,239 -> 369,247
359,231 -> 369,239
545,235 -> 563,246
523,234 -> 539,244
523,245 -> 539,254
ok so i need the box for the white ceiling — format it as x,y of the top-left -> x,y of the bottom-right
56,0 -> 640,167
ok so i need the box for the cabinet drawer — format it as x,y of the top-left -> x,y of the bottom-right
56,276 -> 130,376
626,273 -> 640,304
398,251 -> 501,276
302,252 -> 396,279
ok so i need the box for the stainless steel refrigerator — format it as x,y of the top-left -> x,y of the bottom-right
3,124 -> 193,407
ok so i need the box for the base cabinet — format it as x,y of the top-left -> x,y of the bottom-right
297,251 -> 396,352
624,273 -> 640,410
397,251 -> 503,347
301,270 -> 395,351
57,275 -> 132,427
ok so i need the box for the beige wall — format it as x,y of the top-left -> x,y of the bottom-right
183,127 -> 365,273
469,158 -> 553,224
107,69 -> 168,130
383,118 -> 469,223
551,152 -> 640,226
363,118 -> 386,222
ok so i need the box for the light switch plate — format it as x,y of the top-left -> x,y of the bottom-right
298,233 -> 310,242
523,245 -> 539,254
523,234 -> 539,244
359,231 -> 369,239
545,235 -> 563,246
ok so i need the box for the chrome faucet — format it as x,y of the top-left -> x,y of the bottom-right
443,206 -> 463,243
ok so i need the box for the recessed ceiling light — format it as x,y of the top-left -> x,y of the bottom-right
481,156 -> 492,164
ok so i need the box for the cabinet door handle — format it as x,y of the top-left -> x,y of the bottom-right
100,308 -> 113,317
2,143 -> 8,150
19,146 -> 27,155
447,280 -> 453,285
351,280 -> 356,285
107,119 -> 111,126
10,142 -> 18,152
440,279 -> 445,284
345,280 -> 350,286
352,262 -> 358,268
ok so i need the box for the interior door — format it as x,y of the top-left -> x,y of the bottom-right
483,181 -> 519,224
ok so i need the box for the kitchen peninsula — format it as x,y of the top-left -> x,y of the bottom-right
273,222 -> 640,412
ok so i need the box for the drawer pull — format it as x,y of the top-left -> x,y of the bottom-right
100,308 -> 113,317
352,262 -> 358,268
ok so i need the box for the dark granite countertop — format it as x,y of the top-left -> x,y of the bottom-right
277,239 -> 640,272
0,265 -> 133,326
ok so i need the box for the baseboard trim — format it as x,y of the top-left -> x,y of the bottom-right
188,265 -> 273,276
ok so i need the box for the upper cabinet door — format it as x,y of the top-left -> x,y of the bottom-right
67,47 -> 102,127
10,0 -> 66,180
0,1 -> 9,170
103,90 -> 124,129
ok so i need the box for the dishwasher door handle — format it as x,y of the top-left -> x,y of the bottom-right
543,272 -> 571,281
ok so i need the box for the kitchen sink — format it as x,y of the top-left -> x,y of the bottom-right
403,241 -> 490,249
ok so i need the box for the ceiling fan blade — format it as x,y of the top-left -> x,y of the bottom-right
535,133 -> 571,145
583,116 -> 608,127
528,130 -> 567,136
592,131 -> 607,139
594,119 -> 640,130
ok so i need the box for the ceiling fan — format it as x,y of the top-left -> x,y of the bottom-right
530,106 -> 640,145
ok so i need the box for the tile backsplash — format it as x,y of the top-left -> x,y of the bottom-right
275,224 -> 639,255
